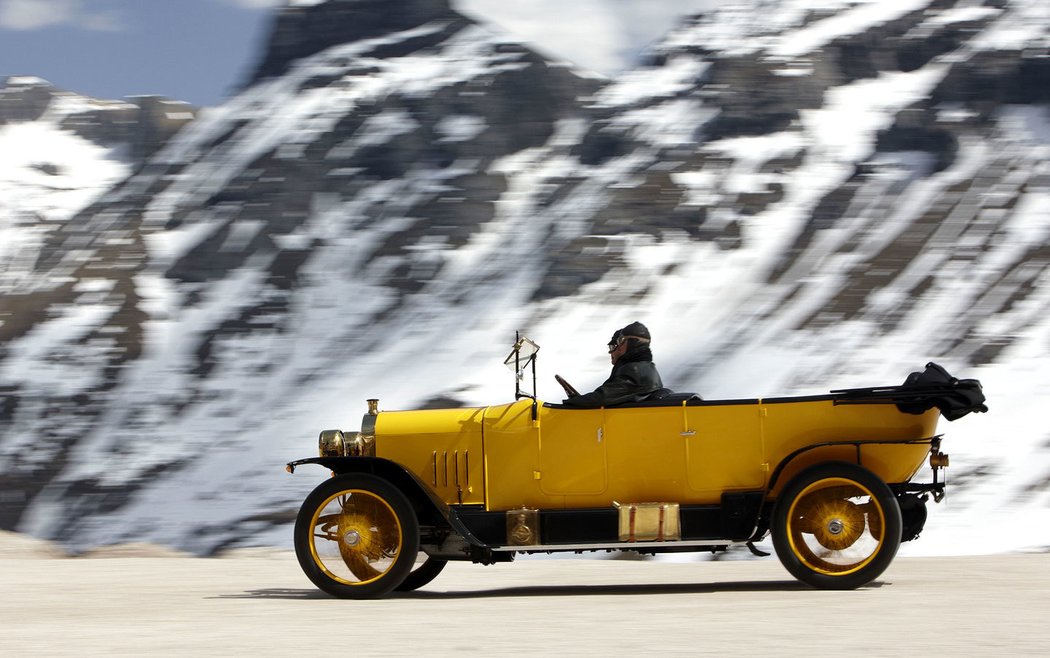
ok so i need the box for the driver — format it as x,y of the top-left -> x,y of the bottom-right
562,321 -> 664,408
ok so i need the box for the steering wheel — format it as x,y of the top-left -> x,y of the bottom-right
555,374 -> 580,398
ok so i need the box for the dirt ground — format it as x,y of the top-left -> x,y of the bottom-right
1,534 -> 1048,656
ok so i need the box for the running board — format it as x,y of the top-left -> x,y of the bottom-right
491,539 -> 744,552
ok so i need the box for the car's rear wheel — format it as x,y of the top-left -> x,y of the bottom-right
772,462 -> 902,590
395,555 -> 448,592
294,473 -> 419,599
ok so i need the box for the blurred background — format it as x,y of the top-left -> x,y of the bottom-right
1,0 -> 1048,557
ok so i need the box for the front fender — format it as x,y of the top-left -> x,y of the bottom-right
286,456 -> 447,517
286,456 -> 484,545
285,455 -> 388,476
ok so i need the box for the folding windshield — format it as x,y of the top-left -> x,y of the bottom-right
503,335 -> 539,379
503,334 -> 539,414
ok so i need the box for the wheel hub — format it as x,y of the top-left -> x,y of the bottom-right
807,497 -> 865,550
343,530 -> 362,547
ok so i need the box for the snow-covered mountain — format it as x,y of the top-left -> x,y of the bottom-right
1,0 -> 1047,556
0,77 -> 195,290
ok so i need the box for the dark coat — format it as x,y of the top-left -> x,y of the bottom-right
562,345 -> 663,408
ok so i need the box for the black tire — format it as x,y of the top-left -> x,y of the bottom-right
395,556 -> 448,592
294,473 -> 419,599
772,462 -> 902,590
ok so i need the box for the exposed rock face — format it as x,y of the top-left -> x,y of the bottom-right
0,77 -> 55,122
1,0 -> 1048,555
249,0 -> 461,82
0,77 -> 196,161
0,77 -> 197,531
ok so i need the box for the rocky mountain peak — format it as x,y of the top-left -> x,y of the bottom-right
0,76 -> 196,162
248,0 -> 460,83
0,76 -> 57,123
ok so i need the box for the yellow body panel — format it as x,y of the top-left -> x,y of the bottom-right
375,407 -> 486,505
482,400 -> 546,510
760,400 -> 939,496
374,396 -> 940,511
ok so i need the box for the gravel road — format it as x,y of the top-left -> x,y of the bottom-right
2,537 -> 1050,654
2,549 -> 1048,656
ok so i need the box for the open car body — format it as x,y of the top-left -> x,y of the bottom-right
286,336 -> 986,598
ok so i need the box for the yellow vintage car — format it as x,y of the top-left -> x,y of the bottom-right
285,335 -> 986,598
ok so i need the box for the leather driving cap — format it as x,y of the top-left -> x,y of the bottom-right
619,321 -> 650,341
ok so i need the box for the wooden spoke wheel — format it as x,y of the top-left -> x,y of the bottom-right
395,555 -> 448,592
772,462 -> 902,590
294,473 -> 419,599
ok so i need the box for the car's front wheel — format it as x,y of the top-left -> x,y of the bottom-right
294,473 -> 419,599
772,462 -> 902,590
395,556 -> 448,592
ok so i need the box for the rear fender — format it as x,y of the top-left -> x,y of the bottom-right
766,437 -> 936,498
767,445 -> 863,499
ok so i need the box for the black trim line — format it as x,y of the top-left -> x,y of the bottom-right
542,392 -> 927,410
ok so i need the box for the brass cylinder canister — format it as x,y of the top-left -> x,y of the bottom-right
930,452 -> 950,469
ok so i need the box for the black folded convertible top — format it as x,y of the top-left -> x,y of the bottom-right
831,362 -> 988,421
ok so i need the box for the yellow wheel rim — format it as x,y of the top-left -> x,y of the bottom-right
308,489 -> 403,586
786,477 -> 886,577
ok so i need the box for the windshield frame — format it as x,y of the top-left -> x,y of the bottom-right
504,333 -> 539,413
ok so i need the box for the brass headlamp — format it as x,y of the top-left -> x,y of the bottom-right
318,429 -> 345,457
316,400 -> 379,458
